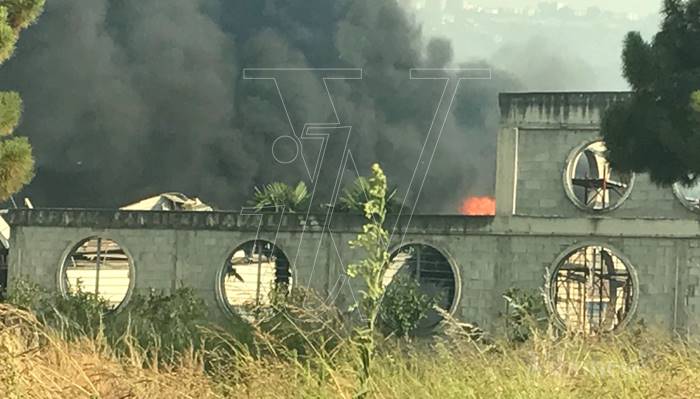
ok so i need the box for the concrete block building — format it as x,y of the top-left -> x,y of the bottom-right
7,92 -> 700,337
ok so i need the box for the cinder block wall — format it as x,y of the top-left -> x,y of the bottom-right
7,210 -> 700,336
498,92 -> 695,219
514,129 -> 691,219
7,213 -> 366,325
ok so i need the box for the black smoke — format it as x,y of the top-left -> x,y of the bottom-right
1,0 -> 522,212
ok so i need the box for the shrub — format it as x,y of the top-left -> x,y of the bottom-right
3,280 -> 224,364
254,286 -> 348,360
3,279 -> 48,312
378,273 -> 440,338
4,279 -> 109,340
46,286 -> 110,340
502,288 -> 548,342
109,286 -> 207,363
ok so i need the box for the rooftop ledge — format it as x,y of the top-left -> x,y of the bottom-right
4,208 -> 495,233
499,91 -> 631,127
6,208 -> 700,239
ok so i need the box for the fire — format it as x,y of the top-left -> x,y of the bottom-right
459,196 -> 496,216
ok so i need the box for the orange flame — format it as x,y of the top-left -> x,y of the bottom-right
459,196 -> 496,216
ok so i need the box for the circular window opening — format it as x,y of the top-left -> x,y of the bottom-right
221,240 -> 292,318
61,237 -> 133,310
564,140 -> 633,212
381,244 -> 457,332
548,245 -> 637,335
673,177 -> 700,212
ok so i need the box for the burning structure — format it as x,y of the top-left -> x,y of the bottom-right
120,192 -> 213,212
6,92 -> 700,337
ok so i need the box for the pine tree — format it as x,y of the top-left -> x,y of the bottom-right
0,0 -> 44,201
602,0 -> 700,186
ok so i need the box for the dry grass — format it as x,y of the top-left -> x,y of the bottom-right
2,302 -> 700,398
369,334 -> 700,399
0,304 -> 218,399
226,334 -> 700,399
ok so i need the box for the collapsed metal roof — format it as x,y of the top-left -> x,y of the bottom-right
120,192 -> 213,212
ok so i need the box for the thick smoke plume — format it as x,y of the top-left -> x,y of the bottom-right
1,0 -> 523,212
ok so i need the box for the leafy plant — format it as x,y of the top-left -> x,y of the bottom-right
3,278 -> 48,311
502,288 -> 548,343
2,279 -> 257,369
346,163 -> 390,397
110,286 -> 207,363
255,286 -> 348,360
337,176 -> 406,214
249,181 -> 310,213
378,273 -> 440,338
47,285 -> 110,340
4,278 -> 110,340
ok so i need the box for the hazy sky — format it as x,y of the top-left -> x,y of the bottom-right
455,1 -> 663,16
405,1 -> 665,90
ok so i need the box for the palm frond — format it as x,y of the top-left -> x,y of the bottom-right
248,181 -> 310,213
337,176 -> 406,214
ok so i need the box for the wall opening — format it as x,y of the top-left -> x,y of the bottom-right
564,140 -> 633,212
548,245 -> 636,335
382,244 -> 457,331
220,240 -> 292,318
61,237 -> 132,309
673,178 -> 700,212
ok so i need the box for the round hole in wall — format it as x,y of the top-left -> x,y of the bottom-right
563,140 -> 634,212
673,176 -> 700,213
381,244 -> 458,333
219,240 -> 292,319
547,244 -> 638,335
60,237 -> 133,310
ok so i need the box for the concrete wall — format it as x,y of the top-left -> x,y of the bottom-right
7,209 -> 700,336
497,92 -> 698,220
513,128 -> 691,219
7,212 -> 362,325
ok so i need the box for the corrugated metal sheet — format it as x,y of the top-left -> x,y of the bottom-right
120,192 -> 213,211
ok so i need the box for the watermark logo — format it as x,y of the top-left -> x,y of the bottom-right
240,67 -> 491,312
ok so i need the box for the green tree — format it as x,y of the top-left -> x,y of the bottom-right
0,0 -> 43,201
346,163 -> 390,397
601,0 -> 700,186
337,176 -> 406,214
248,181 -> 310,212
